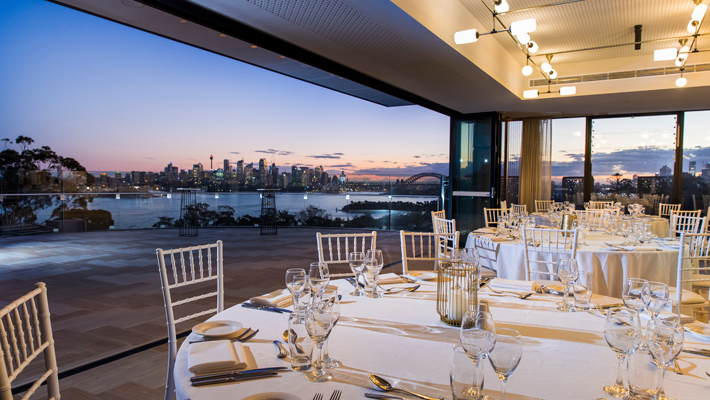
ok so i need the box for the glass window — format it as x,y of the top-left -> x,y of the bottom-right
591,115 -> 677,213
502,121 -> 521,204
681,110 -> 710,214
551,118 -> 586,206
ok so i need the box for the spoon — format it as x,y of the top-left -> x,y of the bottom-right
283,329 -> 304,354
382,285 -> 421,294
369,374 -> 442,400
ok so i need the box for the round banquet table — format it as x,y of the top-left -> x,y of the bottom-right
466,232 -> 685,298
530,213 -> 670,238
174,279 -> 710,400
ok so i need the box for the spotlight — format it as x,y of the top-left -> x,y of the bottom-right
549,69 -> 558,79
676,77 -> 688,87
527,41 -> 539,53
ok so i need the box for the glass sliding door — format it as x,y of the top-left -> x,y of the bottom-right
590,115 -> 677,214
681,110 -> 710,214
502,121 -> 522,205
551,118 -> 586,206
450,114 -> 499,233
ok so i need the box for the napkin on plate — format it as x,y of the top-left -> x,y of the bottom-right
489,278 -> 536,292
590,294 -> 624,309
188,340 -> 252,376
250,288 -> 293,308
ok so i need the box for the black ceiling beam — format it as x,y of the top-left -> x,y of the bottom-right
135,0 -> 459,117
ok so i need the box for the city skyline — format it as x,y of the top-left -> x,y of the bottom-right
0,0 -> 449,181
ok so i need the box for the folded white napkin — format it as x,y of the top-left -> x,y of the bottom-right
481,234 -> 513,242
250,288 -> 293,308
377,273 -> 405,284
603,246 -> 657,252
473,228 -> 496,234
188,340 -> 249,376
489,278 -> 536,291
590,295 -> 624,308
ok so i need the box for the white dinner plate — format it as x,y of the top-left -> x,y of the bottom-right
192,320 -> 243,338
407,271 -> 437,281
683,322 -> 710,339
241,392 -> 301,400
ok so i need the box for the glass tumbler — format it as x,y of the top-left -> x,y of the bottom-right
451,345 -> 484,400
287,312 -> 314,371
627,347 -> 662,400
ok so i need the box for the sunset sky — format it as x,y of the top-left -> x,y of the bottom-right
0,0 -> 449,181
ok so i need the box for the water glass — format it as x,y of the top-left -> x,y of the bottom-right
627,347 -> 662,400
348,251 -> 366,296
308,262 -> 330,297
320,289 -> 340,369
451,345 -> 484,400
363,249 -> 384,298
288,312 -> 313,371
572,271 -> 593,311
304,301 -> 337,382
285,268 -> 306,313
645,282 -> 670,319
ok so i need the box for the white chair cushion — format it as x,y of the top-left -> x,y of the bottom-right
668,287 -> 707,305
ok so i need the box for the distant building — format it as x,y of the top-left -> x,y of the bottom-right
236,160 -> 244,183
659,165 -> 672,177
690,161 -> 697,176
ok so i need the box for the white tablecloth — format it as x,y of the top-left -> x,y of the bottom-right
174,280 -> 710,400
466,232 -> 683,297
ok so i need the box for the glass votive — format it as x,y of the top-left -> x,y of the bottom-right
627,347 -> 662,400
450,345 -> 484,400
573,271 -> 593,311
288,312 -> 313,371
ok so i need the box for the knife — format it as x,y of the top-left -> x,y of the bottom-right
365,393 -> 403,400
682,348 -> 710,357
191,372 -> 280,386
241,303 -> 292,313
190,367 -> 288,382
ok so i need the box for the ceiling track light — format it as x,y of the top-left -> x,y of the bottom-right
523,85 -> 577,99
676,68 -> 688,87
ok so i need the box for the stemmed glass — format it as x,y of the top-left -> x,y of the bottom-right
304,298 -> 337,382
320,288 -> 340,369
556,258 -> 579,312
622,278 -> 650,314
348,252 -> 366,296
619,220 -> 631,245
579,222 -> 591,245
308,262 -> 330,298
645,282 -> 670,320
460,311 -> 496,399
363,249 -> 384,298
488,328 -> 522,400
603,307 -> 643,398
285,268 -> 307,315
647,318 -> 684,400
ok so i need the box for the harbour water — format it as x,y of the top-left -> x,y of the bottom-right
35,192 -> 439,230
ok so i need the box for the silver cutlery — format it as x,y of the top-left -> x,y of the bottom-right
313,394 -> 323,400
486,287 -> 534,299
191,372 -> 279,386
274,340 -> 287,358
190,367 -> 288,382
365,393 -> 403,400
369,374 -> 442,400
239,328 -> 259,342
382,285 -> 421,294
399,275 -> 417,283
189,327 -> 254,344
706,371 -> 710,378
241,303 -> 292,313
329,390 -> 342,400
682,347 -> 710,357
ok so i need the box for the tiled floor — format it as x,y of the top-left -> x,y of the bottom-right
0,227 -> 403,399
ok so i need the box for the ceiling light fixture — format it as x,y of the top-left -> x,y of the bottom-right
676,69 -> 688,87
541,54 -> 553,73
549,69 -> 558,79
522,65 -> 533,76
494,0 -> 510,14
523,89 -> 539,98
654,48 -> 678,61
527,41 -> 539,53
454,29 -> 479,44
692,3 -> 708,21
560,86 -> 576,96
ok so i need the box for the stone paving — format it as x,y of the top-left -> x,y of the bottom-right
0,227 -> 403,399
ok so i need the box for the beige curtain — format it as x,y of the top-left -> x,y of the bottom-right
519,118 -> 552,212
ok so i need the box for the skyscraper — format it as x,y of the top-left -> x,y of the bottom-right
690,161 -> 697,176
236,159 -> 244,183
259,158 -> 268,187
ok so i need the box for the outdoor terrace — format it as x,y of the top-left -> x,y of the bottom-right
0,227 -> 404,399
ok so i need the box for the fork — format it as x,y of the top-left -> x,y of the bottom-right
329,390 -> 342,400
313,394 -> 323,400
238,328 -> 259,342
487,287 -> 534,299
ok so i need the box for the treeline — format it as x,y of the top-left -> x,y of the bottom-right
153,203 -> 434,231
341,200 -> 437,212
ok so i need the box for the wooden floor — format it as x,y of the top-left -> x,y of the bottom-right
0,227 -> 403,399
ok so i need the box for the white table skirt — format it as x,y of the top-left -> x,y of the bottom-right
174,280 -> 710,400
466,232 -> 683,297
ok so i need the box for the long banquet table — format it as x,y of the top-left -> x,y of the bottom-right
530,213 -> 670,238
466,231 -> 684,298
174,278 -> 710,400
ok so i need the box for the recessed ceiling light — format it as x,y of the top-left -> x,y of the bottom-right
250,45 -> 258,49
219,34 -> 227,37
280,55 -> 286,59
179,19 -> 188,23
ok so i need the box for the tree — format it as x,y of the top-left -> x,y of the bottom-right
0,136 -> 100,228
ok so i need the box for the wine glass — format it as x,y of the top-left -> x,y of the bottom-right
556,258 -> 579,312
645,282 -> 670,320
285,268 -> 306,315
488,328 -> 523,400
319,288 -> 340,369
308,262 -> 330,298
622,278 -> 650,313
348,252 -> 366,296
604,307 -> 643,398
579,222 -> 591,245
460,311 -> 496,399
304,302 -> 337,382
647,318 -> 684,400
364,249 -> 384,298
619,220 -> 631,245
